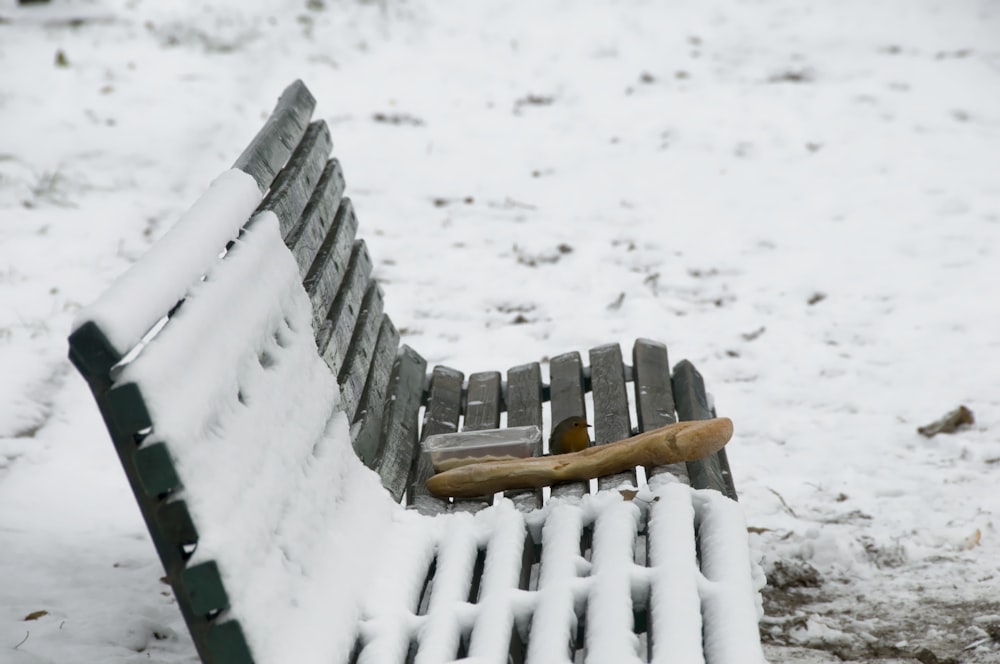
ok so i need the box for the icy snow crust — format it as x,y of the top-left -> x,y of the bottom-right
73,169 -> 262,357
120,212 -> 399,664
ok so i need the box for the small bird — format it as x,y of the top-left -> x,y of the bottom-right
549,415 -> 592,454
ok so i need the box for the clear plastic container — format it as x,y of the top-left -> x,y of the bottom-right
422,425 -> 541,472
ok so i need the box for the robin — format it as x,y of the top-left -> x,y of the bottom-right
549,415 -> 591,454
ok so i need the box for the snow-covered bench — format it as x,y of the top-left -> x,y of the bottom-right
68,80 -> 766,664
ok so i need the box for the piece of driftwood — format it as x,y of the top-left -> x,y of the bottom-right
426,417 -> 733,498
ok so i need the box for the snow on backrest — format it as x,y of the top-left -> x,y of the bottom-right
118,211 -> 399,664
72,169 -> 262,359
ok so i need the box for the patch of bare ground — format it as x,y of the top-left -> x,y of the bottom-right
760,560 -> 1000,662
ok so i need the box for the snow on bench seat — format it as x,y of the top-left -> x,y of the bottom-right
357,484 -> 766,664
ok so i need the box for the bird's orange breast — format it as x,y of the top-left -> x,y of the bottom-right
553,426 -> 590,454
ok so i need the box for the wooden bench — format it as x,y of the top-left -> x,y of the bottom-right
68,80 -> 765,664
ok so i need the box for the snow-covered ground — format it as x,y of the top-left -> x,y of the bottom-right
2,0 -> 999,661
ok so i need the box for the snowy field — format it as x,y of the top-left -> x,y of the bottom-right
2,0 -> 999,662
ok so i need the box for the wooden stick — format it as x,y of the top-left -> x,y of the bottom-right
425,417 -> 733,498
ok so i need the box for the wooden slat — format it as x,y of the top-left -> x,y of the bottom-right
67,321 -> 122,391
317,240 -> 372,376
232,79 -> 315,193
352,316 -> 400,467
505,362 -> 544,511
548,351 -> 588,499
105,381 -> 153,441
589,344 -> 636,491
409,366 -> 464,515
464,371 -> 502,430
285,159 -> 346,276
258,120 -> 332,238
452,371 -> 502,513
632,338 -> 688,483
154,500 -> 199,559
672,360 -> 737,499
507,363 -> 543,429
302,198 -> 358,336
133,442 -> 181,496
338,282 -> 385,421
205,621 -> 254,664
181,561 -> 230,617
373,345 -> 427,501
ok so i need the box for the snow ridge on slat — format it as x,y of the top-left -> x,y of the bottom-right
586,500 -> 644,664
526,503 -> 587,664
357,516 -> 441,664
695,491 -> 767,664
352,484 -> 763,664
648,483 -> 705,664
72,169 -> 262,359
467,505 -> 531,660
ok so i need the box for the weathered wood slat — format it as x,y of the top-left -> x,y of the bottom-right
548,351 -> 589,499
67,322 -> 122,392
133,442 -> 181,496
463,371 -> 502,430
105,381 -> 152,440
285,159 -> 346,276
506,363 -> 543,429
672,360 -> 736,499
204,621 -> 254,663
338,282 -> 384,421
505,362 -> 544,511
258,120 -> 332,238
632,339 -> 688,483
452,371 -> 502,513
317,239 -> 372,376
372,345 -> 427,501
302,198 -> 358,336
154,500 -> 199,560
181,561 -> 230,617
589,344 -> 636,491
409,366 -> 464,515
352,316 -> 400,467
232,80 -> 316,193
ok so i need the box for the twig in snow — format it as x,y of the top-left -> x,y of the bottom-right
606,292 -> 625,311
917,405 -> 974,437
13,631 -> 29,650
767,487 -> 797,517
